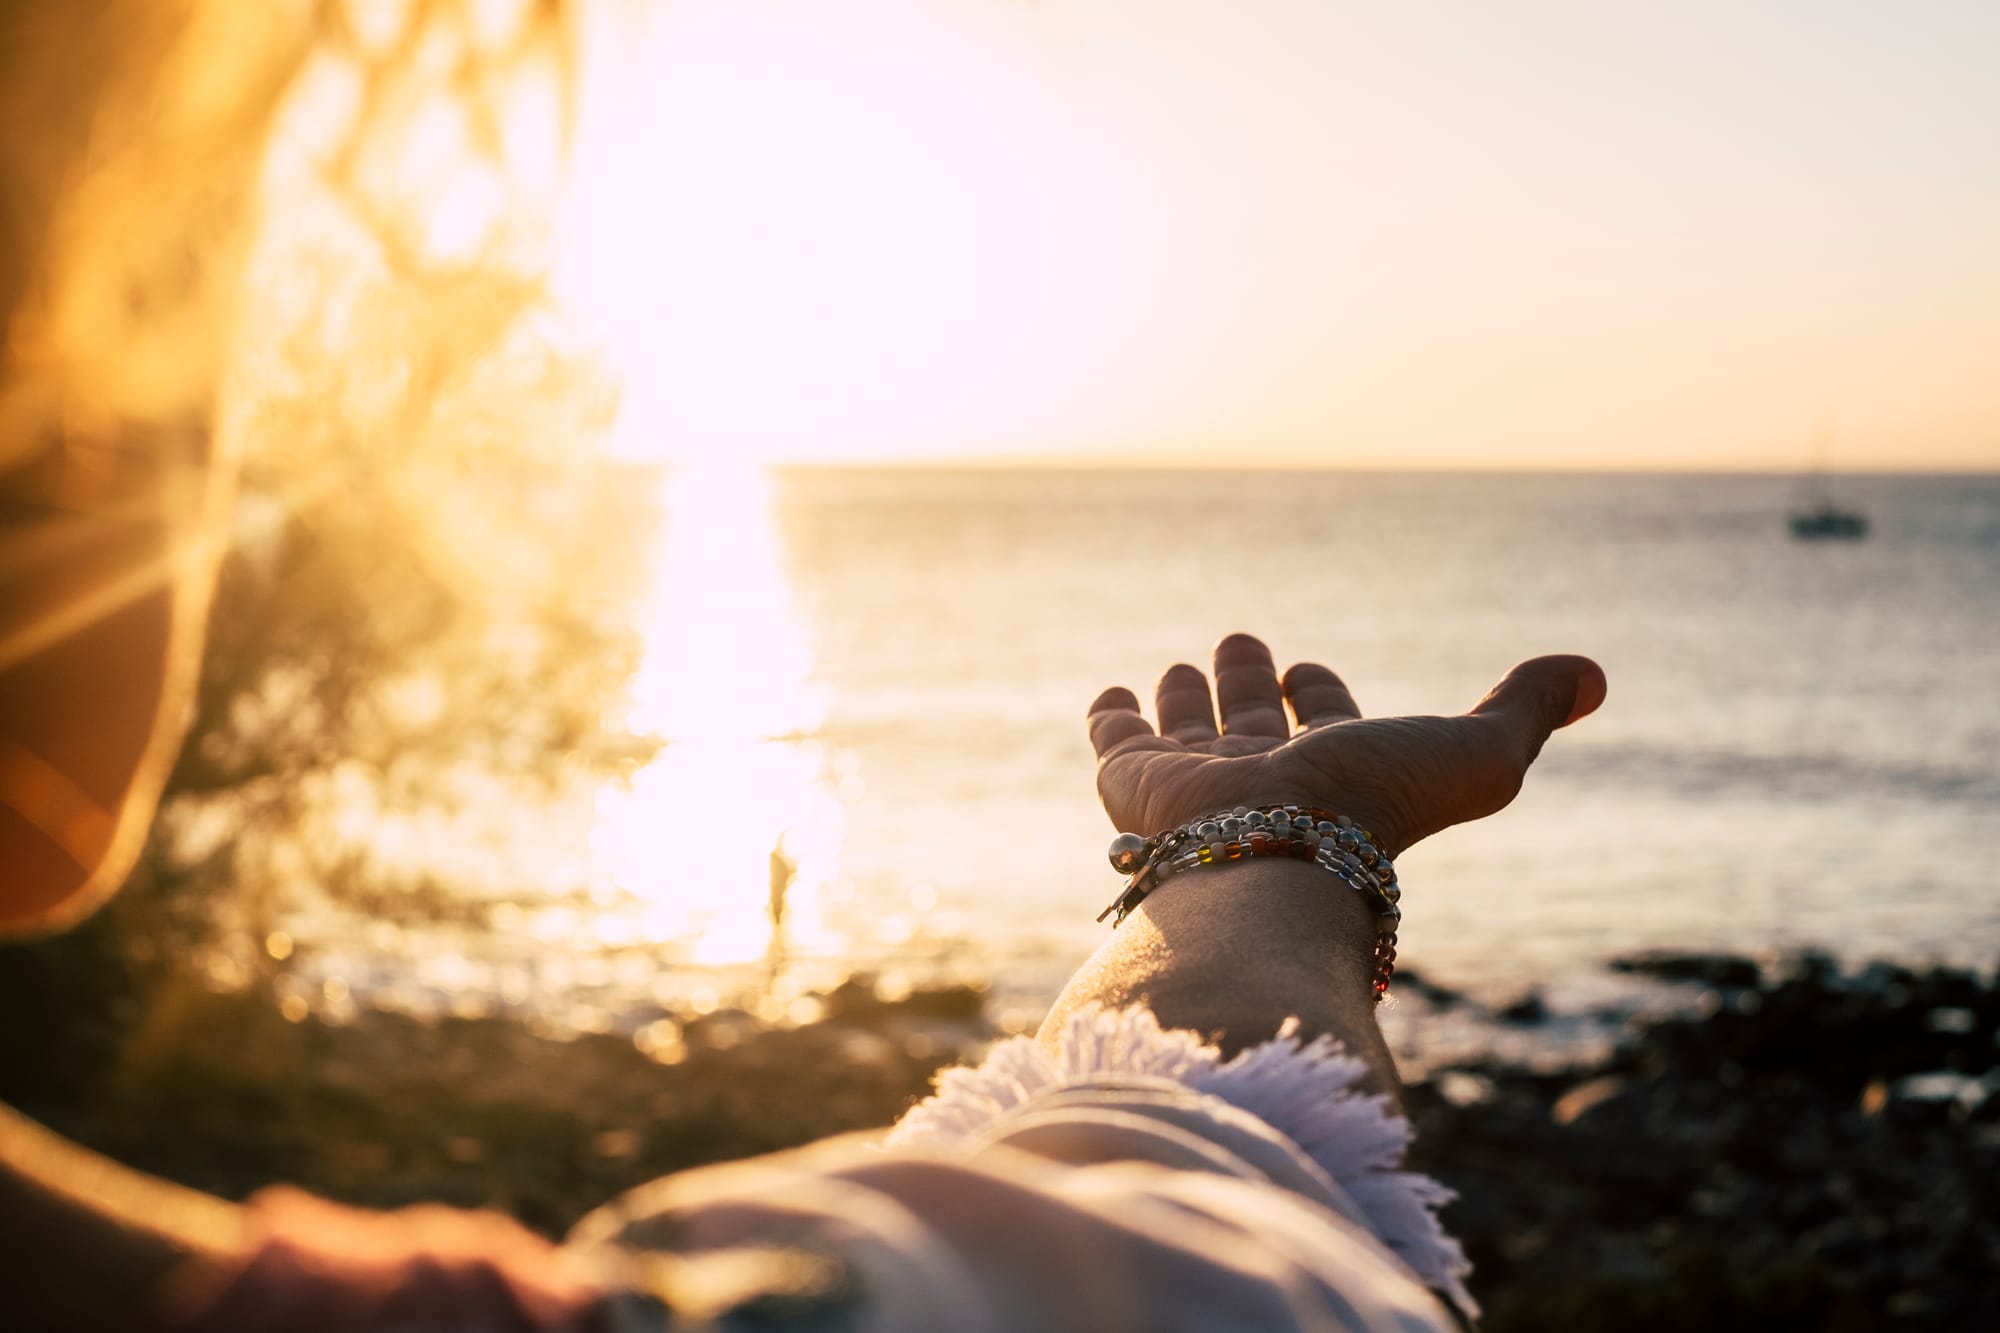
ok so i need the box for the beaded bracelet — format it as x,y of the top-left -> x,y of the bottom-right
1100,804 -> 1402,1000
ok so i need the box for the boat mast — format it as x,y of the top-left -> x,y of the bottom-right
1803,416 -> 1833,507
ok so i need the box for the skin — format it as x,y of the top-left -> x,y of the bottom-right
0,1102 -> 251,1330
1040,632 -> 1607,1102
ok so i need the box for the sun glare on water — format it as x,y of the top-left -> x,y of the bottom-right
586,462 -> 840,967
232,0 -> 1053,994
547,5 -> 860,967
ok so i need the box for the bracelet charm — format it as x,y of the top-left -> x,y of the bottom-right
1099,804 -> 1402,1000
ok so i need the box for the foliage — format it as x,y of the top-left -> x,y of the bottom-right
144,0 -> 654,969
2,0 -> 655,989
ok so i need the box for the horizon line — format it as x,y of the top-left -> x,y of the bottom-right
625,458 -> 2000,475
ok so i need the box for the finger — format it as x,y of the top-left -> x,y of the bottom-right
1468,654 -> 1607,765
1213,633 -> 1289,738
1282,661 -> 1361,728
1155,663 -> 1220,745
1087,685 -> 1157,759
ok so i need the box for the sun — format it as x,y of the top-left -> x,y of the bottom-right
547,0 -> 1144,466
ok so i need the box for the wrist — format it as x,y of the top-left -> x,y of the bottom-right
1068,855 -> 1396,1080
1135,855 -> 1379,962
1102,803 -> 1401,1000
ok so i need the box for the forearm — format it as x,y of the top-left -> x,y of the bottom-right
0,1101 -> 249,1330
1037,857 -> 1401,1104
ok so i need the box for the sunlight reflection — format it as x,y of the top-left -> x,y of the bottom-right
589,463 -> 839,965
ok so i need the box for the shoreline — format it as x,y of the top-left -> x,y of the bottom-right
3,949 -> 1993,1329
1402,952 -> 1997,1329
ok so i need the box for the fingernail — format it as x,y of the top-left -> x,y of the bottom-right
1562,663 -> 1607,726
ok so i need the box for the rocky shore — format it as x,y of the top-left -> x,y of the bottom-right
0,966 -> 986,1237
1403,952 -> 1999,1330
3,949 -> 1994,1329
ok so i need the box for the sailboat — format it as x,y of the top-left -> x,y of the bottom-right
1788,428 -> 1868,540
1789,498 -> 1868,540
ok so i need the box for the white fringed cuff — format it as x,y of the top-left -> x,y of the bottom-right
887,1004 -> 1475,1320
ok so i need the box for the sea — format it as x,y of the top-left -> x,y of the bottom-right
293,469 -> 2000,1054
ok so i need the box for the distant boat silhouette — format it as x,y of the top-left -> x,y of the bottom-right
1789,501 -> 1869,540
1789,427 -> 1868,540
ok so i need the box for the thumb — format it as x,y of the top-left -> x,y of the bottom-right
1469,654 -> 1606,765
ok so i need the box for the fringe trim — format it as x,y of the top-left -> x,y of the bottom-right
887,1005 -> 1475,1320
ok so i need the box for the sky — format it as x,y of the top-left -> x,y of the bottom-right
553,0 -> 2000,470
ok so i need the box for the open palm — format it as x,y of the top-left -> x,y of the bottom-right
1087,634 -> 1606,858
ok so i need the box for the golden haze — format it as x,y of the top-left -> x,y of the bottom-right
551,0 -> 2000,472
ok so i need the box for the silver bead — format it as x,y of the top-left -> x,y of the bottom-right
1383,882 -> 1402,902
1356,842 -> 1379,867
1337,827 -> 1361,850
1195,820 -> 1222,841
1245,809 -> 1269,827
1107,832 -> 1149,874
1334,814 -> 1355,829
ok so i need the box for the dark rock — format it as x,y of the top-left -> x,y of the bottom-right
1408,953 -> 2000,1331
1496,992 -> 1548,1025
1383,966 -> 1466,1009
1609,951 -> 1762,990
821,976 -> 985,1025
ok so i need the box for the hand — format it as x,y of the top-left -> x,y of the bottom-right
1087,633 -> 1606,857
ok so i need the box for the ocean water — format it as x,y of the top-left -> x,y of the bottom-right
774,470 -> 1999,1008
295,469 -> 2000,1036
